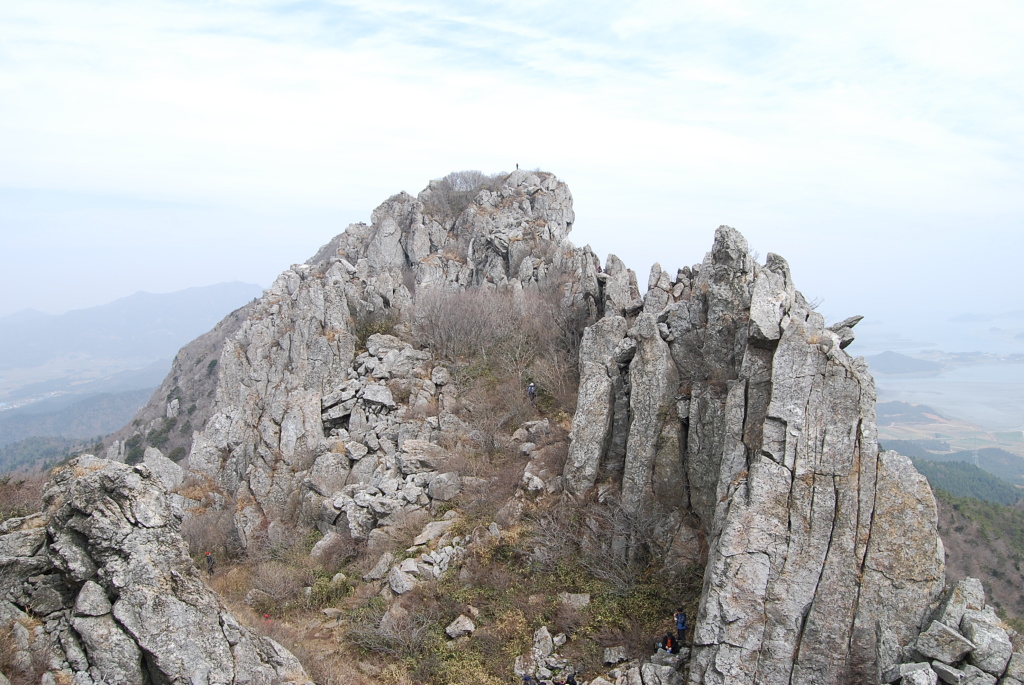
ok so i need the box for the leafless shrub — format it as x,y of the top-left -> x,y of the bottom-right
181,507 -> 243,560
422,170 -> 504,223
347,602 -> 441,658
352,308 -> 400,352
552,602 -> 587,637
529,495 -> 674,596
529,499 -> 584,572
414,281 -> 586,401
462,383 -> 534,461
247,560 -> 308,612
414,287 -> 515,364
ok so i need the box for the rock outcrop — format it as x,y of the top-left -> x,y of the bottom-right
184,171 -> 599,544
103,299 -> 256,464
41,170 -> 977,685
0,456 -> 310,685
563,226 -> 946,684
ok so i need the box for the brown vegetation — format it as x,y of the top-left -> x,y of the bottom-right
0,472 -> 47,523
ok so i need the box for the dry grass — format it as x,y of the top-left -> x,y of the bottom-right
0,472 -> 47,522
181,506 -> 241,560
0,619 -> 53,685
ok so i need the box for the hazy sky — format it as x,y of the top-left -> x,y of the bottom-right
2,1 -> 1022,350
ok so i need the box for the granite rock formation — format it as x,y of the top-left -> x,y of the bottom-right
0,456 -> 310,685
32,171 -> 992,685
176,171 -> 600,549
563,227 -> 946,684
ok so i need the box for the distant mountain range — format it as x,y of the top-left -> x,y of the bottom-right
0,281 -> 263,374
0,282 -> 262,455
865,351 -> 942,375
0,388 -> 154,452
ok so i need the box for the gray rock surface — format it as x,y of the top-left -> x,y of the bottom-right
962,609 -> 1013,675
86,173 -> 966,685
0,456 -> 311,685
603,645 -> 628,665
932,661 -> 967,684
903,667 -> 940,685
184,171 -> 598,545
960,664 -> 998,684
445,614 -> 475,638
916,620 -> 976,664
142,447 -> 184,490
936,578 -> 987,630
564,315 -> 628,494
564,226 -> 945,685
1007,653 -> 1024,681
884,662 -> 935,683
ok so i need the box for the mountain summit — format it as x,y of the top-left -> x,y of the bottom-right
1,171 -> 1017,685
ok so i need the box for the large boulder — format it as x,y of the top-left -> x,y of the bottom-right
915,620 -> 976,663
962,610 -> 1013,676
0,456 -> 311,685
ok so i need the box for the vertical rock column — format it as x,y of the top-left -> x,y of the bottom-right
687,281 -> 944,685
564,316 -> 628,494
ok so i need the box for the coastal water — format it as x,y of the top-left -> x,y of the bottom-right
875,363 -> 1024,432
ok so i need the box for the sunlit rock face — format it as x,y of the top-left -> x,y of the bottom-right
563,226 -> 945,685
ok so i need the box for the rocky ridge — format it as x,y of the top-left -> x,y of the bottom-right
182,170 -> 596,548
5,170 -> 1017,685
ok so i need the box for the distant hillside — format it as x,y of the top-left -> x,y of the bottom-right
911,458 -> 1021,505
0,388 -> 153,447
0,281 -> 262,372
935,490 -> 1024,624
885,433 -> 1024,486
0,436 -> 93,473
5,358 -> 169,408
882,438 -> 951,456
866,351 -> 942,375
939,447 -> 1024,485
877,401 -> 947,425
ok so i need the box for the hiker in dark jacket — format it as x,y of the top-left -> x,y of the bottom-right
205,551 -> 215,576
674,608 -> 687,644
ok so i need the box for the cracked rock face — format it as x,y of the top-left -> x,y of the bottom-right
563,226 -> 945,685
0,456 -> 310,685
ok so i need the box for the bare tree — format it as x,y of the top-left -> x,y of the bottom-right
421,170 -> 504,223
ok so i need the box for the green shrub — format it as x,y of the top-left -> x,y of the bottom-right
125,445 -> 145,465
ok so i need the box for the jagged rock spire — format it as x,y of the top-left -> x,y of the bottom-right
563,225 -> 944,684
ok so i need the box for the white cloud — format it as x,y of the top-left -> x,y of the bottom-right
1,0 -> 1022,336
